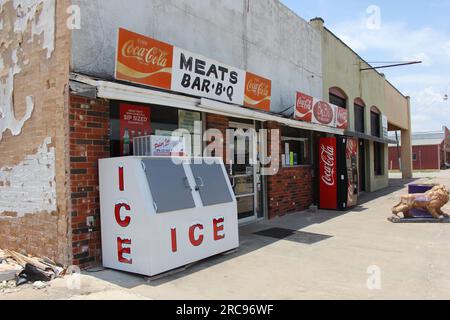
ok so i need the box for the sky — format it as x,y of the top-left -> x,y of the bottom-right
281,0 -> 450,132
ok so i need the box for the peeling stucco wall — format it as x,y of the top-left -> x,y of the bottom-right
0,0 -> 55,140
0,0 -> 71,263
0,137 -> 56,217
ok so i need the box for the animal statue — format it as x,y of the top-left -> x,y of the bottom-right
392,185 -> 450,220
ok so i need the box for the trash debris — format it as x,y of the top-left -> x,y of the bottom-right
0,280 -> 17,293
0,249 -> 66,288
32,281 -> 49,290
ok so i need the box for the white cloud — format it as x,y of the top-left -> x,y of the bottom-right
331,20 -> 449,66
329,17 -> 450,132
390,74 -> 449,87
406,87 -> 450,132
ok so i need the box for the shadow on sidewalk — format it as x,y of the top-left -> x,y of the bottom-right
87,177 -> 418,289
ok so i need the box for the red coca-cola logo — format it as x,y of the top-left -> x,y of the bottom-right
321,144 -> 335,187
314,101 -> 334,125
336,107 -> 348,128
296,93 -> 313,114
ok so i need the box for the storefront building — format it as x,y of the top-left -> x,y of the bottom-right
310,18 -> 413,192
0,0 -> 411,267
389,127 -> 450,171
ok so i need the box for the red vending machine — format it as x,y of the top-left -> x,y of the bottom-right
319,137 -> 358,210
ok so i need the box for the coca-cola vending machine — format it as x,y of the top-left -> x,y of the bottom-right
319,137 -> 359,210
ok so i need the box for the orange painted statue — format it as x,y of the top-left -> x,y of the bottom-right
391,185 -> 449,220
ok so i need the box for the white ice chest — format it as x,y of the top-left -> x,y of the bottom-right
99,156 -> 239,277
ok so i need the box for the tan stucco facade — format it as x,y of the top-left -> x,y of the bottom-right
310,18 -> 413,191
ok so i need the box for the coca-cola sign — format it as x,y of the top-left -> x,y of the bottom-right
336,107 -> 348,129
116,28 -> 271,109
121,41 -> 170,67
294,92 -> 313,122
313,101 -> 334,125
116,28 -> 174,90
294,91 -> 348,130
320,144 -> 335,187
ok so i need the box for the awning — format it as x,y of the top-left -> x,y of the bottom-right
345,130 -> 397,144
70,73 -> 345,136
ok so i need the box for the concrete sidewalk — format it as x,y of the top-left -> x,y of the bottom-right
3,171 -> 450,300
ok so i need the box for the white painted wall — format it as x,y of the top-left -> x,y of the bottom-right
0,137 -> 56,217
71,0 -> 323,113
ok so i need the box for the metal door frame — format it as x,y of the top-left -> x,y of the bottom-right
229,121 -> 258,224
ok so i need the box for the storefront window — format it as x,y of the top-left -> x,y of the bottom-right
280,126 -> 312,166
354,98 -> 365,133
371,107 -> 381,137
109,101 -> 201,157
374,142 -> 384,176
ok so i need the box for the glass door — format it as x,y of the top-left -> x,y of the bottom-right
229,121 -> 258,224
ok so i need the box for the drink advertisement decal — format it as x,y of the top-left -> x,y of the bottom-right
294,91 -> 348,130
116,28 -> 271,110
319,138 -> 337,210
244,72 -> 272,111
120,104 -> 151,156
116,28 -> 174,90
346,138 -> 358,208
150,135 -> 185,157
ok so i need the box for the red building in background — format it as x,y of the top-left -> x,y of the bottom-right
389,126 -> 450,171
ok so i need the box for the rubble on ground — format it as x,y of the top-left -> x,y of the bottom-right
0,249 -> 66,291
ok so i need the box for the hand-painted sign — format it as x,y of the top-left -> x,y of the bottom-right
116,28 -> 271,111
295,91 -> 348,130
150,135 -> 185,157
171,47 -> 246,105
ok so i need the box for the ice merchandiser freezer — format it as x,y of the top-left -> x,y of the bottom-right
99,157 -> 239,277
319,137 -> 359,210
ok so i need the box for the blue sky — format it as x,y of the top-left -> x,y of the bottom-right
281,0 -> 450,132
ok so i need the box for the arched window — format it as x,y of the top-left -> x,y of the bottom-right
370,106 -> 381,137
354,98 -> 366,133
370,106 -> 384,176
329,87 -> 348,109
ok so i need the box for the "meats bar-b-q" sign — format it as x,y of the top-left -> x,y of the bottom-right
116,28 -> 271,111
294,91 -> 348,129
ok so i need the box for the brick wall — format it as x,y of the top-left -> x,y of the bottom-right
206,114 -> 229,162
0,0 -> 72,264
265,121 -> 313,219
267,167 -> 313,219
69,94 -> 110,267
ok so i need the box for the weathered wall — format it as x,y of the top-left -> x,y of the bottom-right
71,0 -> 323,112
69,94 -> 109,267
0,0 -> 72,264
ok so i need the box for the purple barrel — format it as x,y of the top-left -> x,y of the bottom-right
408,184 -> 433,194
407,184 -> 434,217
